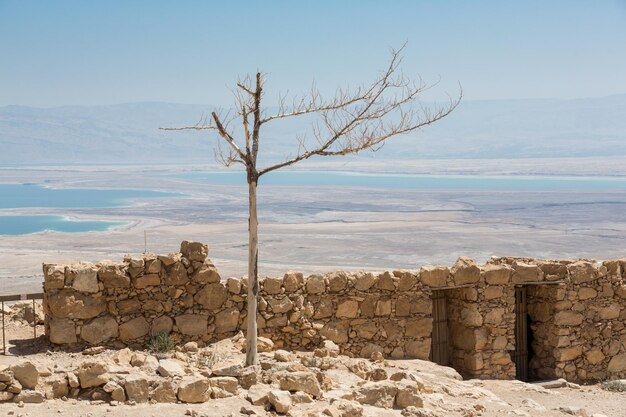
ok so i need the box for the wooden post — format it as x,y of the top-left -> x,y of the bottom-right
245,179 -> 259,366
1,300 -> 5,355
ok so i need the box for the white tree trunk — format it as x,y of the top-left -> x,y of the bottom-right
245,179 -> 259,366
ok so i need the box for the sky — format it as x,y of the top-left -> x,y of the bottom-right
1,0 -> 626,107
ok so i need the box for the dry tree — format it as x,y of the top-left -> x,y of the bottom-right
161,45 -> 461,366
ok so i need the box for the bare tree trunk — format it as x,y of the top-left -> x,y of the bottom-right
245,178 -> 259,366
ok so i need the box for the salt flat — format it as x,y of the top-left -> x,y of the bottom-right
1,161 -> 626,295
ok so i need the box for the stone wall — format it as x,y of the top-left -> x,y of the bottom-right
42,242 -> 626,383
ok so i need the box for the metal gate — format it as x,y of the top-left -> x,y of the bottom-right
430,290 -> 449,365
514,286 -> 529,381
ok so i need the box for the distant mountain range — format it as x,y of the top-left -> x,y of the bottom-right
1,95 -> 625,165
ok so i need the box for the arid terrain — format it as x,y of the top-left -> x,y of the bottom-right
0,301 -> 624,417
2,161 -> 626,295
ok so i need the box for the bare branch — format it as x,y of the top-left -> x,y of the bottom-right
257,47 -> 461,176
211,112 -> 247,161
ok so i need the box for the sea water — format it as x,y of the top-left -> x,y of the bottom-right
0,183 -> 177,235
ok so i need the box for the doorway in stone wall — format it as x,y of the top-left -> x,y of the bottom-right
430,290 -> 450,366
514,286 -> 532,381
515,283 -> 558,382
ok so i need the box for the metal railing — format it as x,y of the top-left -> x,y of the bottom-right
0,292 -> 44,355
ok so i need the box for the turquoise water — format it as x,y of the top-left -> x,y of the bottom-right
0,183 -> 178,209
177,171 -> 626,191
0,183 -> 179,235
0,215 -> 123,235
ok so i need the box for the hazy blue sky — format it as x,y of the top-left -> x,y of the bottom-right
1,0 -> 626,107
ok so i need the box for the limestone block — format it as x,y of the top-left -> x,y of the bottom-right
331,399 -> 363,417
336,299 -> 359,319
493,335 -> 508,350
263,277 -> 283,294
567,261 -> 598,284
175,314 -> 208,336
328,272 -> 349,292
283,271 -> 304,292
119,316 -> 150,341
43,264 -> 66,290
599,304 -> 621,320
451,326 -> 488,351
483,286 -> 504,300
375,298 -> 392,316
578,287 -> 597,300
554,311 -> 583,326
14,390 -> 44,403
377,271 -> 396,290
603,259 -> 622,277
125,375 -> 150,403
585,349 -> 605,365
491,352 -> 512,365
71,264 -> 99,293
47,289 -> 106,319
98,264 -> 130,288
464,353 -> 484,371
127,258 -> 145,278
268,297 -> 294,314
313,299 -> 334,319
394,297 -> 411,317
420,265 -> 449,287
353,380 -> 397,408
44,374 -> 68,399
81,314 -> 118,344
144,256 -> 162,274
165,262 -> 189,285
268,389 -> 292,414
556,346 -> 582,362
484,308 -> 504,326
405,339 -> 431,360
195,283 -> 228,309
483,264 -> 512,285
247,383 -> 272,406
354,321 -> 377,339
411,296 -> 432,314
405,317 -> 433,338
354,272 -> 377,291
142,300 -> 164,313
276,371 -> 322,398
397,272 -> 417,291
10,362 -> 38,390
157,359 -> 185,377
151,380 -> 178,403
608,353 -> 626,373
226,277 -> 242,294
48,317 -> 77,344
209,376 -> 238,398
320,321 -> 348,344
180,240 -> 209,262
462,306 -> 484,327
306,275 -> 326,294
77,362 -> 108,388
512,262 -> 543,283
117,299 -> 141,315
538,261 -> 568,280
451,257 -> 481,285
177,376 -> 211,403
134,273 -> 160,288
215,307 -> 240,333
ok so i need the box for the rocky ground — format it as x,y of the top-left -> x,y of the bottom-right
0,302 -> 625,417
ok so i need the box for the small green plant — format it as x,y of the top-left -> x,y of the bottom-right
147,332 -> 175,353
601,379 -> 626,392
